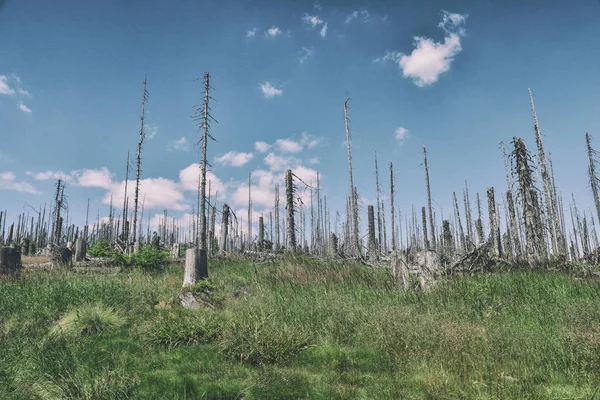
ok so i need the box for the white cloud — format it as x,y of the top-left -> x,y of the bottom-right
247,28 -> 257,37
0,171 -> 39,194
260,82 -> 283,98
0,74 -> 30,97
377,10 -> 467,87
17,102 -> 31,113
255,141 -> 271,153
395,127 -> 409,141
179,163 -> 226,195
106,177 -> 188,211
168,136 -> 190,152
275,138 -> 303,153
320,23 -> 328,38
373,51 -> 402,64
265,26 -> 282,37
146,123 -> 158,139
302,14 -> 323,28
309,156 -> 320,165
27,170 -> 75,182
0,75 -> 15,95
264,153 -> 300,171
298,47 -> 313,63
314,3 -> 322,11
300,132 -> 323,149
77,167 -> 113,189
345,10 -> 369,24
215,151 -> 254,167
399,34 -> 463,87
345,11 -> 358,23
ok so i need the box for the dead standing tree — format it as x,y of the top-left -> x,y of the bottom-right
512,137 -> 547,261
423,146 -> 437,251
184,72 -> 216,287
343,99 -> 361,258
132,77 -> 148,253
586,133 -> 600,232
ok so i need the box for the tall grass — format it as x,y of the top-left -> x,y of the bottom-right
1,258 -> 599,399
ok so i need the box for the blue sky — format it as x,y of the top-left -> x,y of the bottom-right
1,0 -> 600,238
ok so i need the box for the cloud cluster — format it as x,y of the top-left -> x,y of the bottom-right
260,82 -> 283,98
1,74 -> 32,113
301,13 -> 328,38
168,137 -> 190,152
215,151 -> 254,167
374,10 -> 467,87
0,171 -> 39,194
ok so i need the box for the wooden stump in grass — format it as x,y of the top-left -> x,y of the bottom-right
74,238 -> 86,262
390,251 -> 408,289
51,246 -> 72,267
0,247 -> 22,275
183,248 -> 209,289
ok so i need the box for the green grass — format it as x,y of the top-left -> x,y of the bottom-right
1,257 -> 600,399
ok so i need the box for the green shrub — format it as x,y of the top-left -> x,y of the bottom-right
128,245 -> 169,272
87,239 -> 116,258
141,310 -> 224,348
219,315 -> 312,365
50,303 -> 126,337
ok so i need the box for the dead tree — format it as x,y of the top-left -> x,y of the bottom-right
132,78 -> 148,252
367,205 -> 376,258
184,72 -> 215,287
586,132 -> 600,233
274,183 -> 280,252
512,137 -> 546,261
390,162 -> 396,251
343,99 -> 361,257
487,187 -> 498,256
529,89 -> 562,255
286,169 -> 296,252
375,153 -> 383,253
423,146 -> 437,251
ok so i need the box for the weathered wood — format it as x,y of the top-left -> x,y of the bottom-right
50,246 -> 72,266
182,248 -> 198,287
0,247 -> 22,275
390,251 -> 408,288
171,243 -> 180,259
74,238 -> 86,262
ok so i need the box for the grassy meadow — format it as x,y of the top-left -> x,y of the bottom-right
1,257 -> 600,399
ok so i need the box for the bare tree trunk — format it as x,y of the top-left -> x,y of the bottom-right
529,89 -> 561,255
487,187 -> 498,256
375,153 -> 383,253
132,78 -> 148,252
343,99 -> 361,258
390,162 -> 396,251
274,183 -> 280,252
367,205 -> 376,258
286,169 -> 296,252
423,146 -> 436,251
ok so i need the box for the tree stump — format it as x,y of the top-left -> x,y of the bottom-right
171,243 -> 180,259
390,251 -> 409,288
0,247 -> 22,275
51,246 -> 72,267
74,238 -> 86,262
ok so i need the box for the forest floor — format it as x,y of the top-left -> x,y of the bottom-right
1,256 -> 600,399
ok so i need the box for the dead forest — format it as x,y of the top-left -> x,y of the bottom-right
2,76 -> 599,286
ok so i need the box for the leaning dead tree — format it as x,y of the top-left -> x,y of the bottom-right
132,77 -> 148,252
586,132 -> 600,231
529,88 -> 563,255
184,72 -> 215,287
343,99 -> 361,258
390,162 -> 396,251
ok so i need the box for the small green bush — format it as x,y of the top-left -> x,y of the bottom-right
50,303 -> 126,337
219,316 -> 312,365
87,239 -> 116,258
128,245 -> 169,272
141,310 -> 224,348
